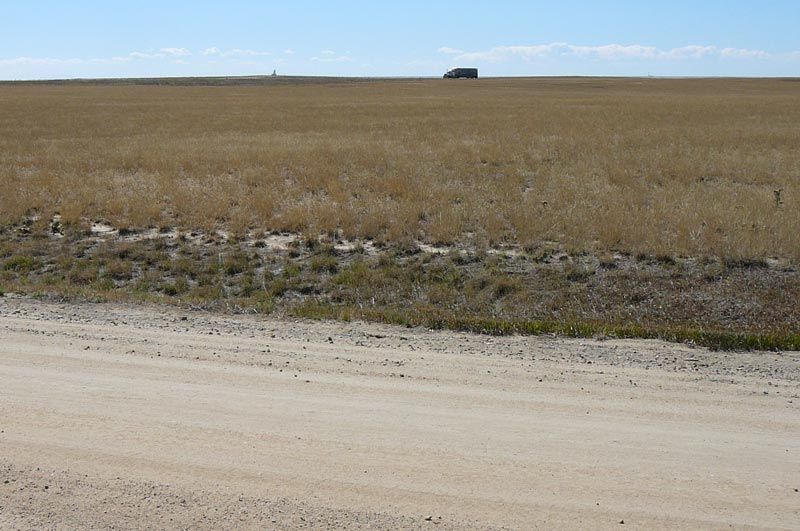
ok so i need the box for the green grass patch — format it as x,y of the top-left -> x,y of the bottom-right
310,254 -> 339,273
288,302 -> 800,352
3,255 -> 41,273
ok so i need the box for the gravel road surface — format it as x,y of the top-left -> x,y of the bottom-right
1,296 -> 798,529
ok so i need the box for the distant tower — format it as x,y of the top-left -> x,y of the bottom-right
271,69 -> 277,77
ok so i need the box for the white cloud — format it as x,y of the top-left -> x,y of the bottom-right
569,44 -> 659,59
128,51 -> 164,59
449,42 -> 774,64
437,47 -> 464,55
721,47 -> 770,59
220,49 -> 271,57
454,43 -> 565,62
321,50 -> 336,55
0,56 -> 84,66
662,45 -> 717,59
160,48 -> 191,57
1,46 -> 279,72
200,48 -> 270,57
284,49 -> 295,55
127,49 -> 194,60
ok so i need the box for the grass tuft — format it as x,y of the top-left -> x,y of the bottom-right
3,256 -> 41,273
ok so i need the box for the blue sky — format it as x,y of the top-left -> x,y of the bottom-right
2,1 -> 799,79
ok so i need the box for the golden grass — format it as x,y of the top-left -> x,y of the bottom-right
1,77 -> 798,259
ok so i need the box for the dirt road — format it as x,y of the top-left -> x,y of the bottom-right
1,296 -> 798,529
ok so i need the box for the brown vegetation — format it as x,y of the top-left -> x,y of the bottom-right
1,229 -> 798,350
2,77 -> 798,260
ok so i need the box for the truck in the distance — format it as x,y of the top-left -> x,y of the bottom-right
443,68 -> 478,79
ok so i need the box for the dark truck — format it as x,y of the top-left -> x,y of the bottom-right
443,68 -> 478,79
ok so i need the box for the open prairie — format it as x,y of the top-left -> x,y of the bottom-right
1,77 -> 799,348
2,77 -> 798,258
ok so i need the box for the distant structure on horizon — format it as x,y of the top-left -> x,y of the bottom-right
443,68 -> 478,79
271,69 -> 277,77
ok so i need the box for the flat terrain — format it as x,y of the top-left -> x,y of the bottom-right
2,76 -> 799,349
2,296 -> 798,529
2,77 -> 798,259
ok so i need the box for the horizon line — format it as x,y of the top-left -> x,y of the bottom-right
3,73 -> 800,84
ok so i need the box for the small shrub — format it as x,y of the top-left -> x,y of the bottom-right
310,254 -> 338,273
333,260 -> 371,286
251,292 -> 275,314
702,261 -> 727,282
269,277 -> 289,296
315,243 -> 337,256
190,283 -> 224,300
69,262 -> 100,285
105,259 -> 133,280
598,254 -> 618,269
390,239 -> 419,256
492,276 -> 522,298
283,263 -> 301,278
3,255 -> 40,273
162,277 -> 190,296
237,273 -> 258,297
171,257 -> 200,278
564,263 -> 595,282
92,278 -> 116,291
426,261 -> 462,286
377,252 -> 396,268
448,248 -> 474,265
223,251 -> 250,275
723,257 -> 769,270
655,254 -> 676,266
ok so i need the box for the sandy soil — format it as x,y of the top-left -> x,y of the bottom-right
1,295 -> 798,529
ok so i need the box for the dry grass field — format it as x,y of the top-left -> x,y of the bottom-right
2,77 -> 798,259
1,77 -> 799,349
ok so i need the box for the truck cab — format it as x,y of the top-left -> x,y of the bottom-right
444,68 -> 478,79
